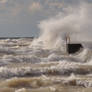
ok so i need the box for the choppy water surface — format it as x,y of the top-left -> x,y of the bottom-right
0,38 -> 92,92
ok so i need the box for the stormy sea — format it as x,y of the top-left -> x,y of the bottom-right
0,37 -> 92,92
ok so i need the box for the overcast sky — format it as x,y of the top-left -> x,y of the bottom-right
0,0 -> 92,37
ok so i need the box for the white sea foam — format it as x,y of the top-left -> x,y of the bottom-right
0,2 -> 92,82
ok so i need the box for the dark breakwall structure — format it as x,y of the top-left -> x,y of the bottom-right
67,44 -> 83,54
65,35 -> 83,54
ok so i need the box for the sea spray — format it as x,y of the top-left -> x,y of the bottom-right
0,1 -> 92,92
30,2 -> 92,53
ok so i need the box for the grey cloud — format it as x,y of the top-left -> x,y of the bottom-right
0,0 -> 92,37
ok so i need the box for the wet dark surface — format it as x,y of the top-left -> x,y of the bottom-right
67,44 -> 83,54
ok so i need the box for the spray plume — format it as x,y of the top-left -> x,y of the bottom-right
31,2 -> 92,50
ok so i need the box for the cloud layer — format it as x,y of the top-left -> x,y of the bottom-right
0,0 -> 92,37
0,0 -> 7,4
29,2 -> 42,12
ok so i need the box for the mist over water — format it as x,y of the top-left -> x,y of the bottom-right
31,2 -> 92,50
